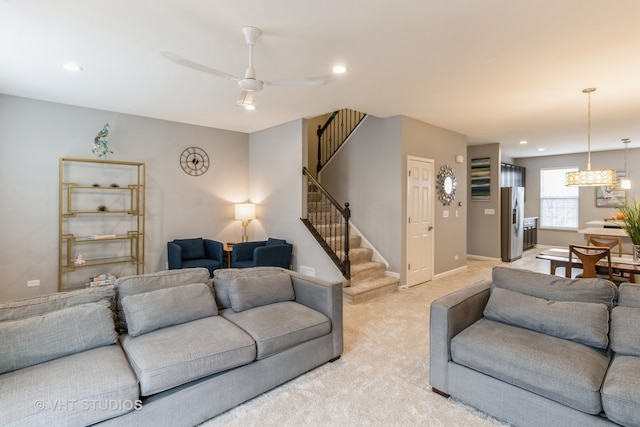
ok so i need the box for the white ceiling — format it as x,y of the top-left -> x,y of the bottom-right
2,0 -> 640,159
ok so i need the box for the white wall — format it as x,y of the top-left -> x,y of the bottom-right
249,119 -> 343,282
0,95 -> 249,301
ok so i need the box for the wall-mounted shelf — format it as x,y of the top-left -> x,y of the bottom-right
59,158 -> 145,291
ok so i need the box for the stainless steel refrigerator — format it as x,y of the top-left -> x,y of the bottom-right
501,186 -> 524,262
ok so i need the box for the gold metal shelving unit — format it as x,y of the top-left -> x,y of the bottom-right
59,158 -> 145,291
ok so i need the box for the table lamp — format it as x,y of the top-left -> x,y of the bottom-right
235,203 -> 255,242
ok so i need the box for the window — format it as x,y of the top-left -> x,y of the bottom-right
540,167 -> 579,229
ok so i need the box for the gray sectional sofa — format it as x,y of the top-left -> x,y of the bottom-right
430,266 -> 640,427
0,267 -> 343,426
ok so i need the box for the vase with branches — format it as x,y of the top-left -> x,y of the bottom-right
618,196 -> 640,260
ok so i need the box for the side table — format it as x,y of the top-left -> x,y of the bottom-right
223,243 -> 234,268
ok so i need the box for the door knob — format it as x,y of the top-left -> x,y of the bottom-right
428,225 -> 434,231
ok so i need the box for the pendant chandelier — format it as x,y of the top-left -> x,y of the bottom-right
565,88 -> 616,186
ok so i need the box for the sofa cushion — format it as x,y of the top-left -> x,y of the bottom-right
0,345 -> 139,426
221,301 -> 330,359
601,354 -> 640,427
0,300 -> 117,374
610,306 -> 640,356
120,316 -> 256,396
213,267 -> 287,309
618,282 -> 640,308
121,283 -> 217,337
114,268 -> 211,334
492,266 -> 617,307
451,318 -> 611,415
228,272 -> 295,312
173,237 -> 206,260
484,287 -> 609,349
0,285 -> 115,322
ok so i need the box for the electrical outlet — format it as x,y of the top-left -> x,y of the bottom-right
454,255 -> 459,261
27,280 -> 40,287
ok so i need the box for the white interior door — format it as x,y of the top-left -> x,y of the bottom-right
406,156 -> 434,287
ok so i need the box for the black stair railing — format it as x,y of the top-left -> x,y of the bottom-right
316,109 -> 366,174
301,167 -> 350,280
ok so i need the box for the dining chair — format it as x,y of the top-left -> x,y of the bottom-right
566,244 -> 613,280
586,235 -> 623,257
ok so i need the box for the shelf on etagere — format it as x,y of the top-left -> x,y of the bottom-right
61,255 -> 140,271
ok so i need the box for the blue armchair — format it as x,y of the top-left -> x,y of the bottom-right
167,237 -> 223,276
231,238 -> 293,269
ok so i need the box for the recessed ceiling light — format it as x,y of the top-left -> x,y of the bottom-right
244,104 -> 256,111
537,148 -> 545,152
519,140 -> 528,145
62,62 -> 83,72
332,65 -> 346,74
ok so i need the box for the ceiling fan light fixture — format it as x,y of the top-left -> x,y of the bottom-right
62,62 -> 83,72
565,88 -> 616,187
332,65 -> 346,74
243,104 -> 256,111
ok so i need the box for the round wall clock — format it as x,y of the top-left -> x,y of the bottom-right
180,147 -> 210,176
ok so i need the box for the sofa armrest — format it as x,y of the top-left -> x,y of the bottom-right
167,242 -> 183,270
290,271 -> 343,359
203,239 -> 224,263
254,244 -> 293,269
429,280 -> 491,394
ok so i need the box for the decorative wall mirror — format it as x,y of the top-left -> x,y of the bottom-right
437,165 -> 457,205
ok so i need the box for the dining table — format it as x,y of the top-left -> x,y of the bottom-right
536,247 -> 640,282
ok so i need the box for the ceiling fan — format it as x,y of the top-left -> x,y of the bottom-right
161,26 -> 338,109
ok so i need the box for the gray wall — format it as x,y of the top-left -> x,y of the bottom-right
0,95 -> 249,301
515,148 -> 640,251
401,116 -> 468,276
320,115 -> 402,274
467,143 -> 502,259
249,119 -> 344,282
321,114 -> 468,285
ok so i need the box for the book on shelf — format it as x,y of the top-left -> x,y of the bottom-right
86,234 -> 116,240
88,279 -> 114,287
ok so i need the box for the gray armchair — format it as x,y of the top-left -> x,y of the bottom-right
167,237 -> 223,276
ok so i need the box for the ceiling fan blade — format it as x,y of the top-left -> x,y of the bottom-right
161,51 -> 238,81
236,91 -> 255,107
265,74 -> 336,87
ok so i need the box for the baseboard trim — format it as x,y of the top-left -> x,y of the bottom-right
466,254 -> 502,262
434,265 -> 468,280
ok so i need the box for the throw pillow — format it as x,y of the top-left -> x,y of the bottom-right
484,287 -> 610,349
174,238 -> 206,260
618,282 -> 640,308
121,282 -> 217,337
266,238 -> 286,246
228,271 -> 295,312
0,300 -> 117,374
610,306 -> 640,356
213,267 -> 286,309
492,266 -> 617,308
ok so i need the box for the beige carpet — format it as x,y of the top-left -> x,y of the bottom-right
200,252 -> 548,427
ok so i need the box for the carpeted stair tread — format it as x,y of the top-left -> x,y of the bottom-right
350,261 -> 386,282
342,275 -> 399,304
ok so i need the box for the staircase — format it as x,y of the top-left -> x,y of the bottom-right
341,235 -> 399,304
305,183 -> 398,304
302,108 -> 397,303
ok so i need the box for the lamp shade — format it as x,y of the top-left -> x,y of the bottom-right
235,203 -> 255,221
565,169 -> 616,186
